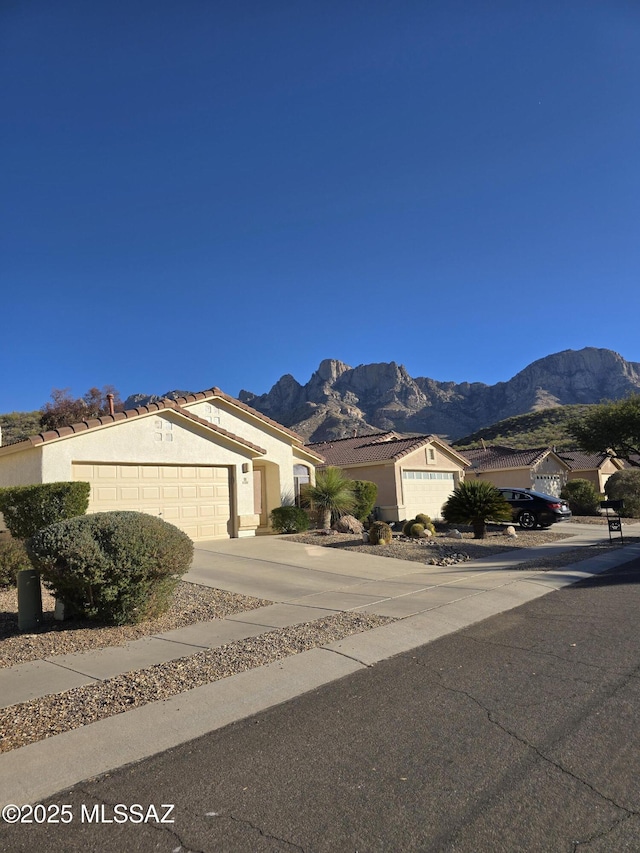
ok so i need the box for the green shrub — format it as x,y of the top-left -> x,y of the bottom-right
410,523 -> 426,537
27,511 -> 193,625
350,480 -> 378,522
270,505 -> 310,534
0,536 -> 31,587
443,480 -> 512,539
0,482 -> 90,540
369,520 -> 393,545
560,479 -> 601,516
605,470 -> 640,518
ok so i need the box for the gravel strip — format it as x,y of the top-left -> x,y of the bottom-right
0,612 -> 392,753
0,582 -> 270,668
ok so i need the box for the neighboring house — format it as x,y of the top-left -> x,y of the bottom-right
0,387 -> 323,541
462,445 -> 571,496
306,431 -> 469,522
558,450 -> 625,493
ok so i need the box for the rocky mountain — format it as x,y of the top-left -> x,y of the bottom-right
237,348 -> 640,442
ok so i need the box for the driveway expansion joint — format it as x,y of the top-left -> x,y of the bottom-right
320,646 -> 371,668
41,660 -> 103,682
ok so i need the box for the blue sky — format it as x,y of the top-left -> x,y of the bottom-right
2,1 -> 639,413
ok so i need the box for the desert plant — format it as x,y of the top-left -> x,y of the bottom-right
402,518 -> 417,536
415,513 -> 436,535
350,480 -> 378,522
27,511 -> 193,625
410,523 -> 426,538
270,505 -> 310,534
369,520 -> 393,545
560,479 -> 601,516
0,482 -> 90,540
301,467 -> 355,530
605,470 -> 640,518
442,480 -> 512,539
0,535 -> 31,586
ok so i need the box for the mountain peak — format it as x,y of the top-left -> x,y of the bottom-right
240,349 -> 640,442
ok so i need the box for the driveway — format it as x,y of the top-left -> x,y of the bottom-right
187,526 -> 631,620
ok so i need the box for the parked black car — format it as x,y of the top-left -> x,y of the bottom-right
497,488 -> 572,530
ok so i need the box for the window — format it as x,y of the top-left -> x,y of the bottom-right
293,465 -> 310,506
402,471 -> 454,481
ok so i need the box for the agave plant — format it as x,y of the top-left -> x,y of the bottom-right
301,467 -> 356,530
442,480 -> 512,539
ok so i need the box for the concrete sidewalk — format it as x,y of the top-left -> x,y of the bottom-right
2,525 -> 639,807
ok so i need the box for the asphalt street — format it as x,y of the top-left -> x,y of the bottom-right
3,557 -> 640,853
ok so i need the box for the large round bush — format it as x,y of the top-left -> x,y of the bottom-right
28,512 -> 194,625
605,470 -> 640,518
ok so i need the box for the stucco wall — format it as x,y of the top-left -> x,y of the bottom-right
187,399 -> 301,505
337,464 -> 397,510
473,470 -> 531,489
0,447 -> 44,532
567,460 -> 619,493
38,412 -> 259,522
0,446 -> 43,488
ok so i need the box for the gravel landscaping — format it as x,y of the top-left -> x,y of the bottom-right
0,582 -> 271,668
0,612 -> 392,753
2,517 -> 638,756
285,525 -> 572,562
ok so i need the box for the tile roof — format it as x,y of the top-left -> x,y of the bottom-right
306,431 -> 467,466
463,445 -> 559,471
0,400 -> 267,456
557,450 -> 619,470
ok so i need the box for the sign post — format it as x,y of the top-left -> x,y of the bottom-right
600,500 -> 624,544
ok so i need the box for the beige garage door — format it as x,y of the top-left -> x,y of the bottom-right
72,463 -> 231,541
402,471 -> 456,520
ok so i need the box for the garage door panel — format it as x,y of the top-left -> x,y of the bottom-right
403,471 -> 455,519
72,462 -> 231,541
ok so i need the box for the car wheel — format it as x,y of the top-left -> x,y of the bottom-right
518,511 -> 538,530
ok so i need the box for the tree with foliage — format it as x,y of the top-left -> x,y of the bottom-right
350,480 -> 378,521
40,386 -> 123,431
301,466 -> 355,530
605,470 -> 640,518
442,480 -> 513,539
568,395 -> 640,468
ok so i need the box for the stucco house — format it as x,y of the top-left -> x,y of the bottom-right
558,450 -> 625,493
461,445 -> 571,496
0,388 -> 323,541
306,431 -> 469,522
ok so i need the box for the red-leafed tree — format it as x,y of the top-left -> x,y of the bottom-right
40,386 -> 123,431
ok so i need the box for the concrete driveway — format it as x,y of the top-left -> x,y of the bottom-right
187,526 -> 635,620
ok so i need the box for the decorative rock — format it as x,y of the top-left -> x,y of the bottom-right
504,525 -> 518,538
450,529 -> 463,539
362,531 -> 369,543
332,514 -> 364,534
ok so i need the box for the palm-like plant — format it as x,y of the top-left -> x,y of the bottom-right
442,480 -> 512,539
301,467 -> 356,530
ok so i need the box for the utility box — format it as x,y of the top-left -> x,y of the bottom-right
17,569 -> 43,631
